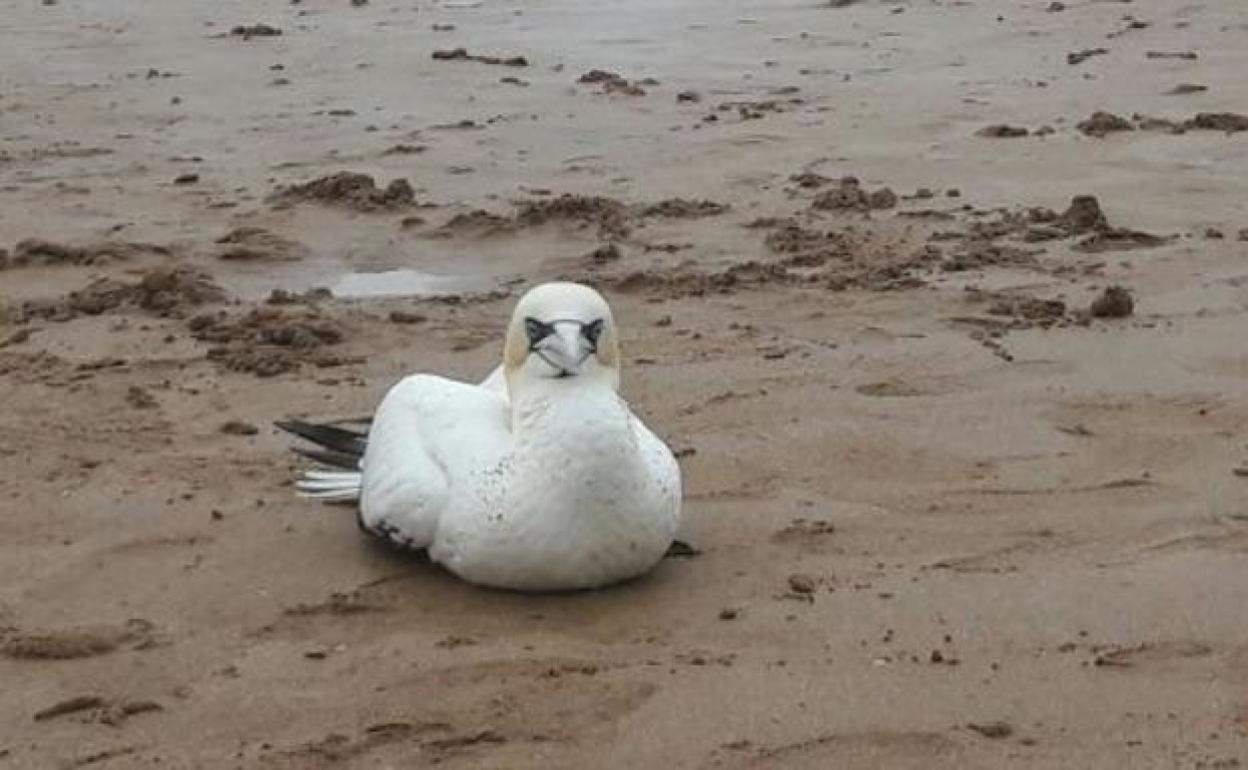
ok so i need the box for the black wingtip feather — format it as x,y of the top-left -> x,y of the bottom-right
292,446 -> 362,471
276,419 -> 367,455
276,419 -> 368,463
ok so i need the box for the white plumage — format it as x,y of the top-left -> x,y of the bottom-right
283,282 -> 682,591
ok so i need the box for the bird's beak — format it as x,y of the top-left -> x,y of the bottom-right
535,323 -> 594,377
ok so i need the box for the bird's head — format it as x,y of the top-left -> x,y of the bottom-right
503,282 -> 620,392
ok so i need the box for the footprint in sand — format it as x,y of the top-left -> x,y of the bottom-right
1,618 -> 157,660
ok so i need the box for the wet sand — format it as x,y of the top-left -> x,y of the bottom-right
2,0 -> 1248,767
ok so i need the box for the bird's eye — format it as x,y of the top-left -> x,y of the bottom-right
525,318 -> 553,348
581,319 -> 604,347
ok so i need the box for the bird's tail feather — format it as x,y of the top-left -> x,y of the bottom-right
276,419 -> 369,502
295,470 -> 363,501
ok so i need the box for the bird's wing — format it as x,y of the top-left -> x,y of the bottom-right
630,411 -> 684,543
279,367 -> 509,509
358,374 -> 511,550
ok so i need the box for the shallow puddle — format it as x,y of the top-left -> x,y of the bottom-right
328,268 -> 493,298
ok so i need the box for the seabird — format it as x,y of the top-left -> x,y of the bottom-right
278,282 -> 683,591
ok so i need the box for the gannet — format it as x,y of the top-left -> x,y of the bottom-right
277,282 -> 683,591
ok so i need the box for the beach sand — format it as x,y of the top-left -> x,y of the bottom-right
2,0 -> 1247,766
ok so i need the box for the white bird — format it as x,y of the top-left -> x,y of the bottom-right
278,282 -> 684,591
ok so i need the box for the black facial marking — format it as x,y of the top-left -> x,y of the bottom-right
525,317 -> 554,349
581,319 -> 604,349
